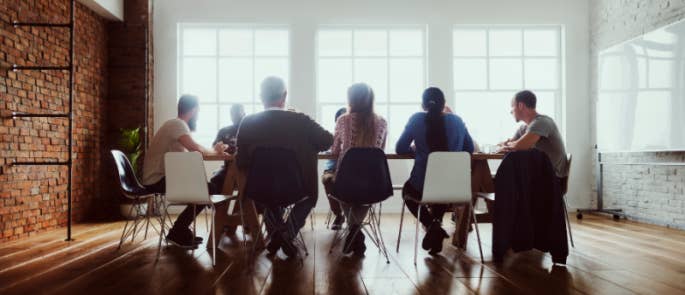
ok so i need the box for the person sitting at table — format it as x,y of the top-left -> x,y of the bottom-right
330,83 -> 387,255
322,107 -> 348,230
497,90 -> 569,180
142,94 -> 229,249
396,87 -> 474,255
236,76 -> 334,258
213,103 -> 245,154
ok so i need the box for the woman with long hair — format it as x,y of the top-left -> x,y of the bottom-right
330,82 -> 387,256
396,87 -> 474,255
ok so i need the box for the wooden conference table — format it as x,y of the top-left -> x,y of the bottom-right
204,152 -> 503,249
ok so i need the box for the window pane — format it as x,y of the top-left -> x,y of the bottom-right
388,105 -> 420,149
219,58 -> 253,102
318,58 -> 353,102
321,104 -> 347,133
524,58 -> 559,89
354,30 -> 387,56
183,28 -> 216,56
182,57 -> 217,102
455,92 -> 519,145
534,91 -> 556,120
390,30 -> 423,56
254,58 -> 289,97
453,58 -> 487,90
319,30 -> 352,57
389,58 -> 424,102
524,29 -> 558,56
354,58 -> 388,102
489,29 -> 522,57
219,29 -> 252,56
648,59 -> 674,89
489,58 -> 522,90
255,30 -> 289,56
453,29 -> 487,57
196,103 -> 218,147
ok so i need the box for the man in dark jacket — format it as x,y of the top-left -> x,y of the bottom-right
236,76 -> 333,257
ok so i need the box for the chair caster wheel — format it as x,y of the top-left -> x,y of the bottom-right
576,213 -> 583,220
613,214 -> 620,221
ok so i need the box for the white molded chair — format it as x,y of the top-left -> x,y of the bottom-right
396,152 -> 484,265
156,152 -> 235,266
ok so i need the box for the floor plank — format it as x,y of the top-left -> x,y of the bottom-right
1,214 -> 684,295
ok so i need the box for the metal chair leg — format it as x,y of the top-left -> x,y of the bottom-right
563,196 -> 575,248
396,200 -> 405,253
414,207 -> 420,266
325,210 -> 332,229
156,204 -> 168,262
211,205 -> 216,266
118,202 -> 135,249
470,203 -> 484,263
192,205 -> 197,247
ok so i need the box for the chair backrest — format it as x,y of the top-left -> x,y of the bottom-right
334,148 -> 393,205
110,149 -> 146,198
164,152 -> 210,204
244,147 -> 307,207
422,152 -> 472,204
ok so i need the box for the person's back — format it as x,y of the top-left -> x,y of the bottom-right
331,112 -> 387,169
237,109 -> 333,197
142,118 -> 190,185
397,112 -> 474,192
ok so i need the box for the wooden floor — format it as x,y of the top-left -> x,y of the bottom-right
1,214 -> 685,295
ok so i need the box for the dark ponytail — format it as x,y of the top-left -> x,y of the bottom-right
422,87 -> 448,152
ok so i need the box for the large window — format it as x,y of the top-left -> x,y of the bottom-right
316,26 -> 427,150
178,24 -> 289,146
453,26 -> 562,146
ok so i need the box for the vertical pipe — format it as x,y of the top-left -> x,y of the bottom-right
66,0 -> 75,241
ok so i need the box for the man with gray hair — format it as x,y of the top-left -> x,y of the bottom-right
236,76 -> 333,258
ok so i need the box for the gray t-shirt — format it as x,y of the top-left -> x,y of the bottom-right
142,118 -> 190,185
513,114 -> 568,177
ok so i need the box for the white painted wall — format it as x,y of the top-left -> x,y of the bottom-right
78,0 -> 123,21
153,0 -> 591,212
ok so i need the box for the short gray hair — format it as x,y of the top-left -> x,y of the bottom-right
260,76 -> 287,103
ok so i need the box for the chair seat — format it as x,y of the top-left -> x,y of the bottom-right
476,192 -> 495,202
167,194 -> 236,206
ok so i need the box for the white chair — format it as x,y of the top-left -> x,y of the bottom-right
156,152 -> 236,266
395,152 -> 484,265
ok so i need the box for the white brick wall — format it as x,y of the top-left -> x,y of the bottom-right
590,0 -> 685,229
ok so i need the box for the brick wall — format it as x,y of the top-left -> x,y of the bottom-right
102,0 -> 153,216
590,0 -> 685,229
0,0 -> 108,242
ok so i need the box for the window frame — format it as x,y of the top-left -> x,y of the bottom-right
177,23 -> 291,146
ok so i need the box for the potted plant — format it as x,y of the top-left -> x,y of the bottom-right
117,127 -> 147,219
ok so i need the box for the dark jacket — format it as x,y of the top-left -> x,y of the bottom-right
236,109 -> 334,198
493,150 -> 568,264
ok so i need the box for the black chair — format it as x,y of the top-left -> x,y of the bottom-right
110,150 -> 162,249
244,147 -> 311,257
331,148 -> 394,263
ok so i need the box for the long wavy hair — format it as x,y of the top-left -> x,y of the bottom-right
347,83 -> 377,147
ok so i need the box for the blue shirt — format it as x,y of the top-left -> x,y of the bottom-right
324,159 -> 337,171
395,112 -> 474,192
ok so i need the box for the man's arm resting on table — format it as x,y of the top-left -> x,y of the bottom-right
179,134 -> 227,156
501,132 -> 540,152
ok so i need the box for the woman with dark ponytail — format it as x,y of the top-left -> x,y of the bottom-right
396,87 -> 474,255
